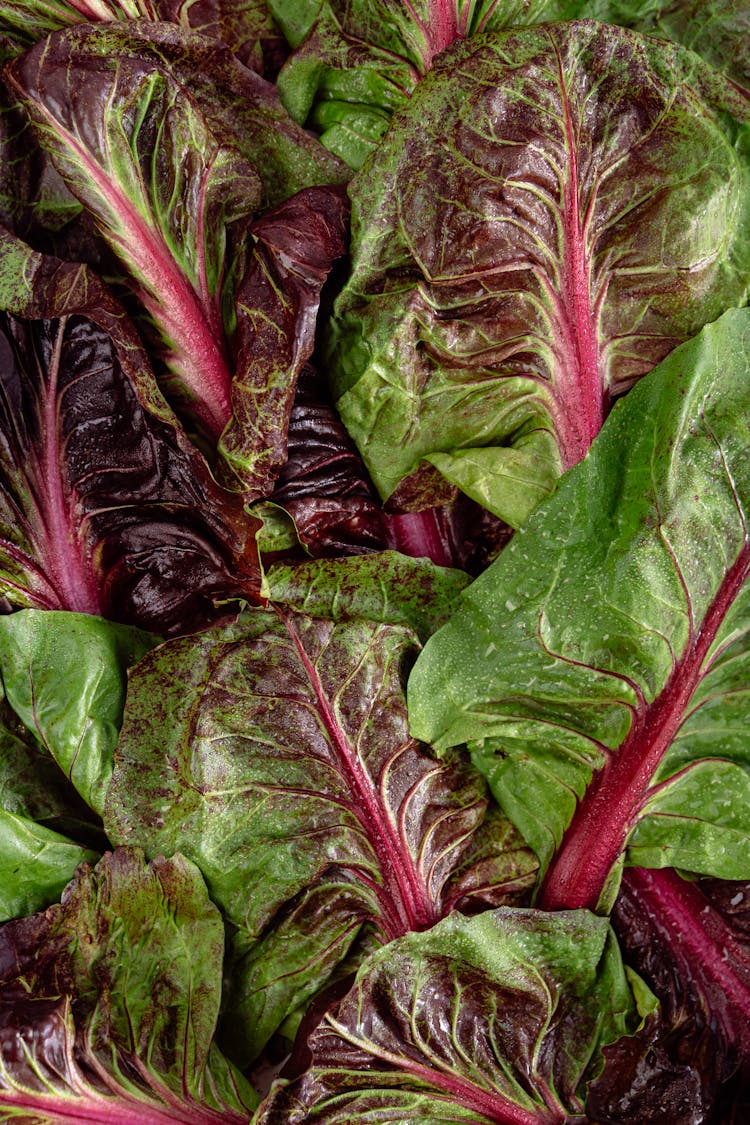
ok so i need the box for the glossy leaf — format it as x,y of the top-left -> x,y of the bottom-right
274,1 -> 750,169
223,188 -> 349,497
105,607 -> 536,1058
0,810 -> 97,921
328,22 -> 750,523
267,364 -> 387,556
586,868 -> 750,1122
0,0 -> 286,75
8,23 -> 348,484
409,308 -> 750,910
0,610 -> 155,815
0,231 -> 261,633
265,551 -> 470,641
0,848 -> 256,1122
257,907 -> 646,1124
0,696 -> 101,845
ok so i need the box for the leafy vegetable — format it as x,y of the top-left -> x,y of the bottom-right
0,610 -> 155,814
0,847 -> 256,1122
0,6 -> 748,1119
257,907 -> 648,1123
105,606 -> 535,1057
327,22 -> 750,524
0,230 -> 262,631
409,308 -> 750,910
7,25 -> 348,488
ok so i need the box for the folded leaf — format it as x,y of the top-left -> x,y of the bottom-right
409,308 -> 750,911
0,231 -> 261,632
105,607 -> 536,1057
267,363 -> 387,556
0,696 -> 101,846
328,22 -> 750,523
0,848 -> 256,1121
223,190 -> 349,496
257,907 -> 646,1124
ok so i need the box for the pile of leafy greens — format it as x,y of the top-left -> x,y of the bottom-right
0,1 -> 748,1121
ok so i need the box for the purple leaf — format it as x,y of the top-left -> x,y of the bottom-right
0,230 -> 261,633
268,364 -> 387,556
8,22 -> 348,487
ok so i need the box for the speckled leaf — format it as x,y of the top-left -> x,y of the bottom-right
328,22 -> 750,523
0,0 -> 286,75
265,552 -> 470,641
409,308 -> 750,912
221,188 -> 349,497
273,2 -> 594,167
104,607 -> 536,1057
257,907 -> 646,1124
0,848 -> 256,1121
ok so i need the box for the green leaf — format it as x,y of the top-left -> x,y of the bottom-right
0,610 -> 155,816
257,907 -> 651,1123
0,809 -> 97,921
265,551 -> 471,641
409,308 -> 750,911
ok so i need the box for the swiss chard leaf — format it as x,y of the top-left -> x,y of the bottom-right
274,1 -> 750,169
328,22 -> 750,524
622,0 -> 750,97
104,607 -> 536,1059
0,610 -> 155,816
0,231 -> 262,633
409,307 -> 750,911
266,363 -> 387,556
0,847 -> 256,1121
0,811 -> 97,922
8,22 -> 348,487
0,0 -> 287,76
265,551 -> 470,641
587,868 -> 750,1122
0,696 -> 100,845
257,907 -> 647,1124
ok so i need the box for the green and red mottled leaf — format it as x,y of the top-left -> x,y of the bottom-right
104,607 -> 536,1059
257,907 -> 647,1124
0,0 -> 286,76
0,848 -> 256,1122
328,22 -> 750,523
409,308 -> 750,911
8,22 -> 348,489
